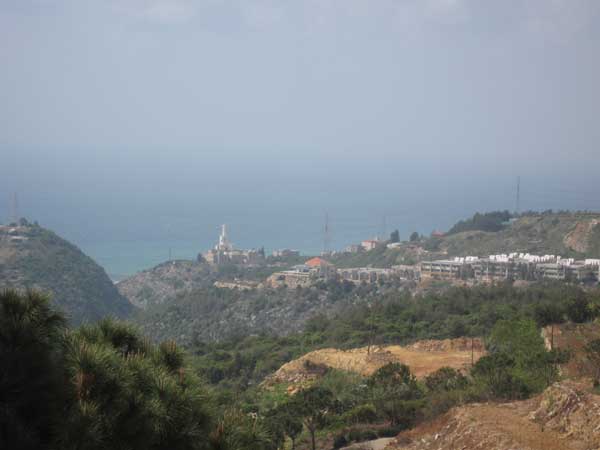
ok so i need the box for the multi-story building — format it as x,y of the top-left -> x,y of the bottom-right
421,253 -> 600,284
420,258 -> 475,280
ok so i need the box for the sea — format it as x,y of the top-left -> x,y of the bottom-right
5,153 -> 599,281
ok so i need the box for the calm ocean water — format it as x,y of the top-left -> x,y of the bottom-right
74,207 -> 459,280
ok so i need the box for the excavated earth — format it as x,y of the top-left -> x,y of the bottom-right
265,338 -> 485,391
386,380 -> 600,450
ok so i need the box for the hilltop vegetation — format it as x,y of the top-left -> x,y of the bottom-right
446,210 -> 513,235
0,221 -> 132,323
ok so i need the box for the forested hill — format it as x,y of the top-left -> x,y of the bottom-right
0,220 -> 133,323
332,211 -> 600,268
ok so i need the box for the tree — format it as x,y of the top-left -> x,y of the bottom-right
471,352 -> 529,399
389,230 -> 400,243
0,289 -> 68,450
0,290 -> 215,450
292,387 -> 335,450
534,303 -> 565,327
585,339 -> 600,387
565,296 -> 593,323
266,402 -> 302,450
209,409 -> 275,450
409,232 -> 419,242
62,319 -> 214,450
367,363 -> 423,427
474,319 -> 557,399
534,303 -> 565,349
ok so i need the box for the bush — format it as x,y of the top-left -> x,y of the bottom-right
422,390 -> 464,419
425,367 -> 469,392
332,433 -> 348,449
347,428 -> 378,442
376,425 -> 404,438
342,404 -> 379,424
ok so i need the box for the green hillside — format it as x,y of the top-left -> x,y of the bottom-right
0,221 -> 133,323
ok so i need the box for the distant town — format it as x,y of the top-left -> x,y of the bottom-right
202,224 -> 600,290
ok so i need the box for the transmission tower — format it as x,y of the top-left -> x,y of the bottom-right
10,192 -> 19,224
516,176 -> 521,215
323,212 -> 331,254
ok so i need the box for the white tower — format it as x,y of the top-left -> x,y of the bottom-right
217,224 -> 233,251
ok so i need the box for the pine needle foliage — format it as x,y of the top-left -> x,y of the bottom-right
60,318 -> 213,450
0,289 -> 68,450
0,290 -> 214,450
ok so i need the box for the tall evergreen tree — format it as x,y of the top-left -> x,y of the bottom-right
0,289 -> 68,450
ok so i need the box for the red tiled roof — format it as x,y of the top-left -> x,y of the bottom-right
305,257 -> 330,267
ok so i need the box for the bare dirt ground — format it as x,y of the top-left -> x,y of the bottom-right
543,322 -> 600,380
387,380 -> 600,450
265,337 -> 485,390
563,219 -> 599,253
341,437 -> 395,450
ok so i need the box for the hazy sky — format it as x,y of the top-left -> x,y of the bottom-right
1,1 -> 600,272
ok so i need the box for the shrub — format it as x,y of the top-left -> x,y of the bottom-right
425,367 -> 469,392
342,404 -> 379,424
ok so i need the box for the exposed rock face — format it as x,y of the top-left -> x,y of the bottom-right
0,224 -> 133,324
388,381 -> 600,450
117,260 -> 212,309
564,220 -> 600,253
